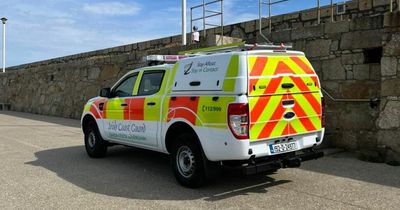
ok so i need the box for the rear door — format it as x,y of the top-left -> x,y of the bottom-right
131,70 -> 166,147
248,54 -> 322,141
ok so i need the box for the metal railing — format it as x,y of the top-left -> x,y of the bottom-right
258,0 -> 348,42
190,0 -> 224,43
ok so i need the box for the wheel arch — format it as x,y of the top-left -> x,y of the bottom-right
81,114 -> 98,134
165,121 -> 202,155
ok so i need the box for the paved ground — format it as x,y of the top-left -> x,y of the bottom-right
0,111 -> 399,210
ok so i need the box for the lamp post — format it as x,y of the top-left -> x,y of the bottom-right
1,17 -> 6,73
182,0 -> 187,46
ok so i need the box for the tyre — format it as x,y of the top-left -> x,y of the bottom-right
84,121 -> 108,158
171,133 -> 206,188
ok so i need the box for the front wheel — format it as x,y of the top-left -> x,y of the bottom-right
84,121 -> 108,158
171,133 -> 206,188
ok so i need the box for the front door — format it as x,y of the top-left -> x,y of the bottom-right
103,73 -> 138,141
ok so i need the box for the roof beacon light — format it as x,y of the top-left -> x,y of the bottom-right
145,55 -> 188,63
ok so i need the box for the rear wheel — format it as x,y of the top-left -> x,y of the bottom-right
171,133 -> 206,188
84,121 -> 108,158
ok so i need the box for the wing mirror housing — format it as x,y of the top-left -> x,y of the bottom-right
99,87 -> 111,98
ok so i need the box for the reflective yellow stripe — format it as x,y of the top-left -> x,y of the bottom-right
162,97 -> 171,122
291,94 -> 320,129
249,56 -> 316,77
223,55 -> 239,92
262,57 -> 279,76
252,78 -> 272,95
106,98 -> 125,120
132,72 -> 142,96
223,80 -> 236,92
250,95 -> 282,123
279,57 -> 307,74
269,120 -> 287,138
84,102 -> 92,112
249,95 -> 283,138
248,56 -> 257,74
288,118 -> 307,134
167,63 -> 179,94
195,96 -> 235,126
225,55 -> 239,77
299,56 -> 314,70
250,124 -> 264,140
143,96 -> 160,121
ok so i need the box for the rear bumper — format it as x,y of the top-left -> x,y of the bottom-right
222,148 -> 324,175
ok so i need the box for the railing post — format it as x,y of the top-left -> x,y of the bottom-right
268,0 -> 272,33
190,8 -> 193,44
331,0 -> 334,22
221,0 -> 224,44
317,0 -> 321,24
202,0 -> 206,38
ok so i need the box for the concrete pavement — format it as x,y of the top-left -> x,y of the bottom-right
0,111 -> 399,209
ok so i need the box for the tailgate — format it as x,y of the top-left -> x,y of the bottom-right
248,55 -> 322,141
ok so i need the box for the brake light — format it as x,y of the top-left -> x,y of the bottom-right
228,103 -> 249,139
321,97 -> 325,128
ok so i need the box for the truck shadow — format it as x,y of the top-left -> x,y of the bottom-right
26,145 -> 291,201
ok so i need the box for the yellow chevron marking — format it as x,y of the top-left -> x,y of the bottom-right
291,94 -> 321,129
288,117 -> 307,134
262,57 -> 279,76
248,56 -> 257,74
269,120 -> 288,138
299,56 -> 314,70
249,95 -> 283,139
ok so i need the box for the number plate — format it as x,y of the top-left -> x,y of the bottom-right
269,142 -> 298,154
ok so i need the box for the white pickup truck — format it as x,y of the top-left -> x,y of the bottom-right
81,45 -> 325,187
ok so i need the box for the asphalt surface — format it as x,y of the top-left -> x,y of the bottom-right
0,111 -> 399,210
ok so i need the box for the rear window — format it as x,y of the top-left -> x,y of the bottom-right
172,54 -> 232,92
138,71 -> 165,95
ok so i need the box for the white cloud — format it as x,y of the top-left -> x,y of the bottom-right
82,2 -> 141,16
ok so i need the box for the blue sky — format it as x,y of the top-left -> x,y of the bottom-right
0,0 -> 339,67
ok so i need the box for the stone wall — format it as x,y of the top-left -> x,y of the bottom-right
0,0 -> 399,161
376,12 -> 400,162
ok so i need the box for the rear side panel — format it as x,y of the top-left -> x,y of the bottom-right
248,54 -> 322,141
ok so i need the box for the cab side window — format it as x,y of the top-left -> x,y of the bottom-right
113,74 -> 138,97
138,71 -> 165,96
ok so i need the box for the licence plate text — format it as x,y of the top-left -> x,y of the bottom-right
269,142 -> 297,154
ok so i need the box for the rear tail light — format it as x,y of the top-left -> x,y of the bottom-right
321,97 -> 325,128
228,103 -> 249,139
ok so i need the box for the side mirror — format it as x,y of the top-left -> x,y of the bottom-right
99,87 -> 111,98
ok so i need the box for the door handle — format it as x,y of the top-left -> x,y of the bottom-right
189,81 -> 201,86
281,83 -> 294,89
99,103 -> 104,111
282,99 -> 295,106
147,102 -> 156,106
121,103 -> 128,107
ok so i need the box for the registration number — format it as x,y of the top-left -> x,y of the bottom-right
269,142 -> 298,154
